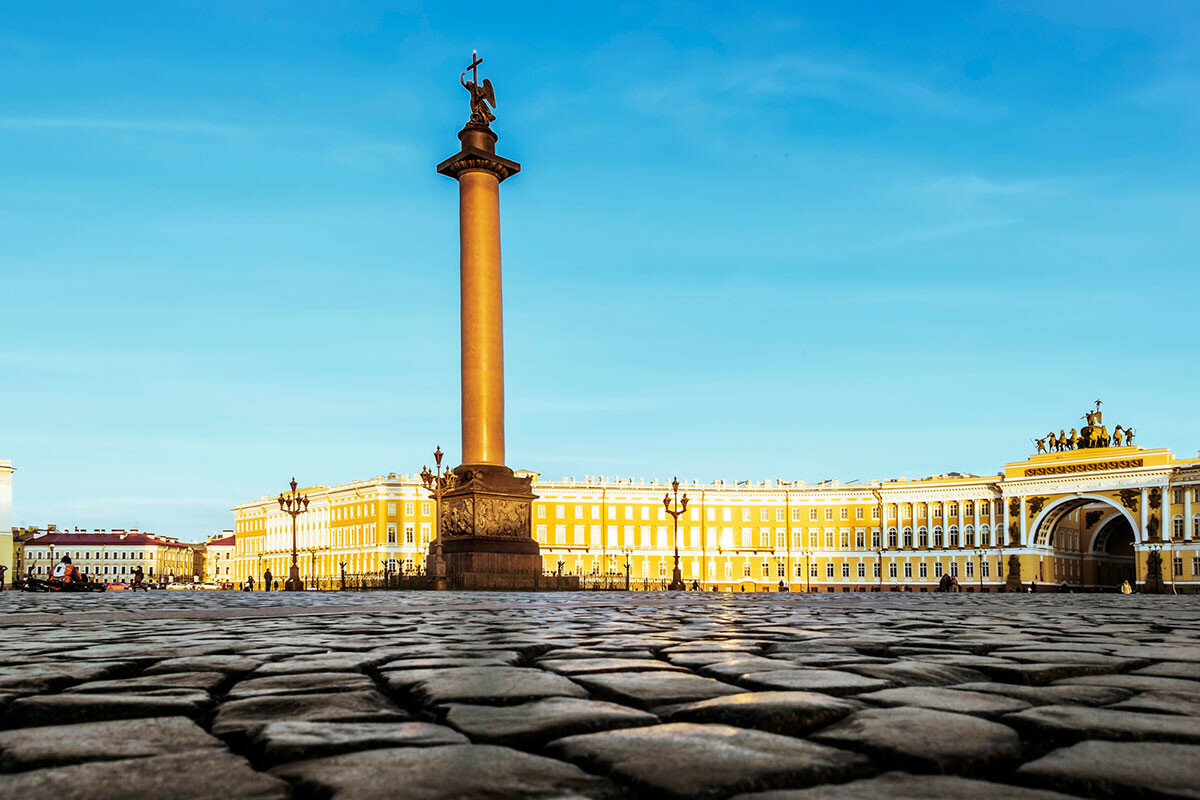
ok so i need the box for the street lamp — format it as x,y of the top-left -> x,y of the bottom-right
420,446 -> 450,581
622,547 -> 632,591
278,477 -> 310,592
973,547 -> 985,592
663,477 -> 689,591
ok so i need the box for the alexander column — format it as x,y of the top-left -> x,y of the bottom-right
433,52 -> 542,588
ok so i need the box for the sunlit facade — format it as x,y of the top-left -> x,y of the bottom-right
232,437 -> 1200,592
21,529 -> 196,583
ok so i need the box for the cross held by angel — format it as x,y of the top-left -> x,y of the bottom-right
461,50 -> 496,127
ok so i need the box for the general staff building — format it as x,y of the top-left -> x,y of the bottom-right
232,422 -> 1200,593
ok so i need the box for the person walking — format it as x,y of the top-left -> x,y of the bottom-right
1120,579 -> 1133,595
0,563 -> 7,590
263,568 -> 273,592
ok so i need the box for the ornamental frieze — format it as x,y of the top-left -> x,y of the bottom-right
1024,458 -> 1144,477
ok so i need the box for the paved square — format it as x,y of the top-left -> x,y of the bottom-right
1,592 -> 1198,799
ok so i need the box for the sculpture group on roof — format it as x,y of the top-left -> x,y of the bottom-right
1035,400 -> 1134,454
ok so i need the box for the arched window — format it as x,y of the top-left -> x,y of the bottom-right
918,527 -> 928,547
903,527 -> 913,548
948,526 -> 959,548
1173,516 -> 1185,539
980,525 -> 991,547
963,525 -> 975,547
887,527 -> 898,549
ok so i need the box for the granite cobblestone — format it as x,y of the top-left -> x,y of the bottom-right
0,592 -> 1198,798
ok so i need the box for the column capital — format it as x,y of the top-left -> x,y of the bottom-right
438,127 -> 521,182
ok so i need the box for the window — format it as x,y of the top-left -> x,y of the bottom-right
1173,557 -> 1183,576
857,562 -> 865,578
574,505 -> 583,518
796,562 -> 804,577
777,562 -> 785,577
855,507 -> 864,520
934,504 -> 943,518
1194,516 -> 1200,537
761,562 -> 769,577
840,531 -> 849,548
964,501 -> 974,516
903,528 -> 913,548
982,560 -> 991,578
722,509 -> 731,522
539,506 -> 549,519
640,507 -> 649,521
838,562 -> 848,578
792,508 -> 802,521
918,528 -> 929,547
1193,557 -> 1200,576
949,503 -> 958,517
555,525 -> 566,545
825,508 -> 833,521
626,507 -> 634,520
872,531 -> 881,548
387,502 -> 396,516
420,502 -> 430,516
919,562 -> 928,578
811,562 -> 819,577
1173,490 -> 1183,504
888,562 -> 897,578
1173,517 -> 1184,538
840,508 -> 849,521
904,562 -> 912,578
826,563 -> 835,578
981,526 -> 991,547
888,529 -> 898,548
871,506 -> 880,519
743,563 -> 751,577
404,502 -> 414,516
855,531 -> 865,549
824,532 -> 834,549
949,527 -> 959,547
980,501 -> 990,515
934,561 -> 943,578
809,508 -> 818,521
386,524 -> 397,544
950,561 -> 959,577
742,508 -> 751,522
761,509 -> 769,522
966,561 -> 974,578
404,525 -> 415,544
964,527 -> 975,547
776,508 -> 785,521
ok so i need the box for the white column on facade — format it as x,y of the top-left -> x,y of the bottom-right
1161,484 -> 1170,541
1001,496 -> 1009,549
1185,487 -> 1193,541
1019,496 -> 1028,546
1140,487 -> 1149,542
973,499 -> 980,546
989,497 -> 996,548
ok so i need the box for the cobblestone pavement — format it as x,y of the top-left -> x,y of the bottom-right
1,591 -> 1198,799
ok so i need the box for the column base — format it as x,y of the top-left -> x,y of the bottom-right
285,564 -> 304,592
438,464 -> 545,591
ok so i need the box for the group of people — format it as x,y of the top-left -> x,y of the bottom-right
242,569 -> 280,592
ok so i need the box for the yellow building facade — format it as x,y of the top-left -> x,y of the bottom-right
232,433 -> 1200,593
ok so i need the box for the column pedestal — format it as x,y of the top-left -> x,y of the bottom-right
438,464 -> 544,589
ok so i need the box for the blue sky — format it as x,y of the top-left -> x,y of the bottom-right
3,1 -> 1198,538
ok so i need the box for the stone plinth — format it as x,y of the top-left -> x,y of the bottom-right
438,464 -> 544,589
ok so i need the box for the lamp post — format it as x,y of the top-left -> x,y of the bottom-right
420,446 -> 449,583
278,477 -> 309,592
622,547 -> 632,591
663,477 -> 689,591
973,547 -> 985,591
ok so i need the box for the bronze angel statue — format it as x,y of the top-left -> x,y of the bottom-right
461,51 -> 496,127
